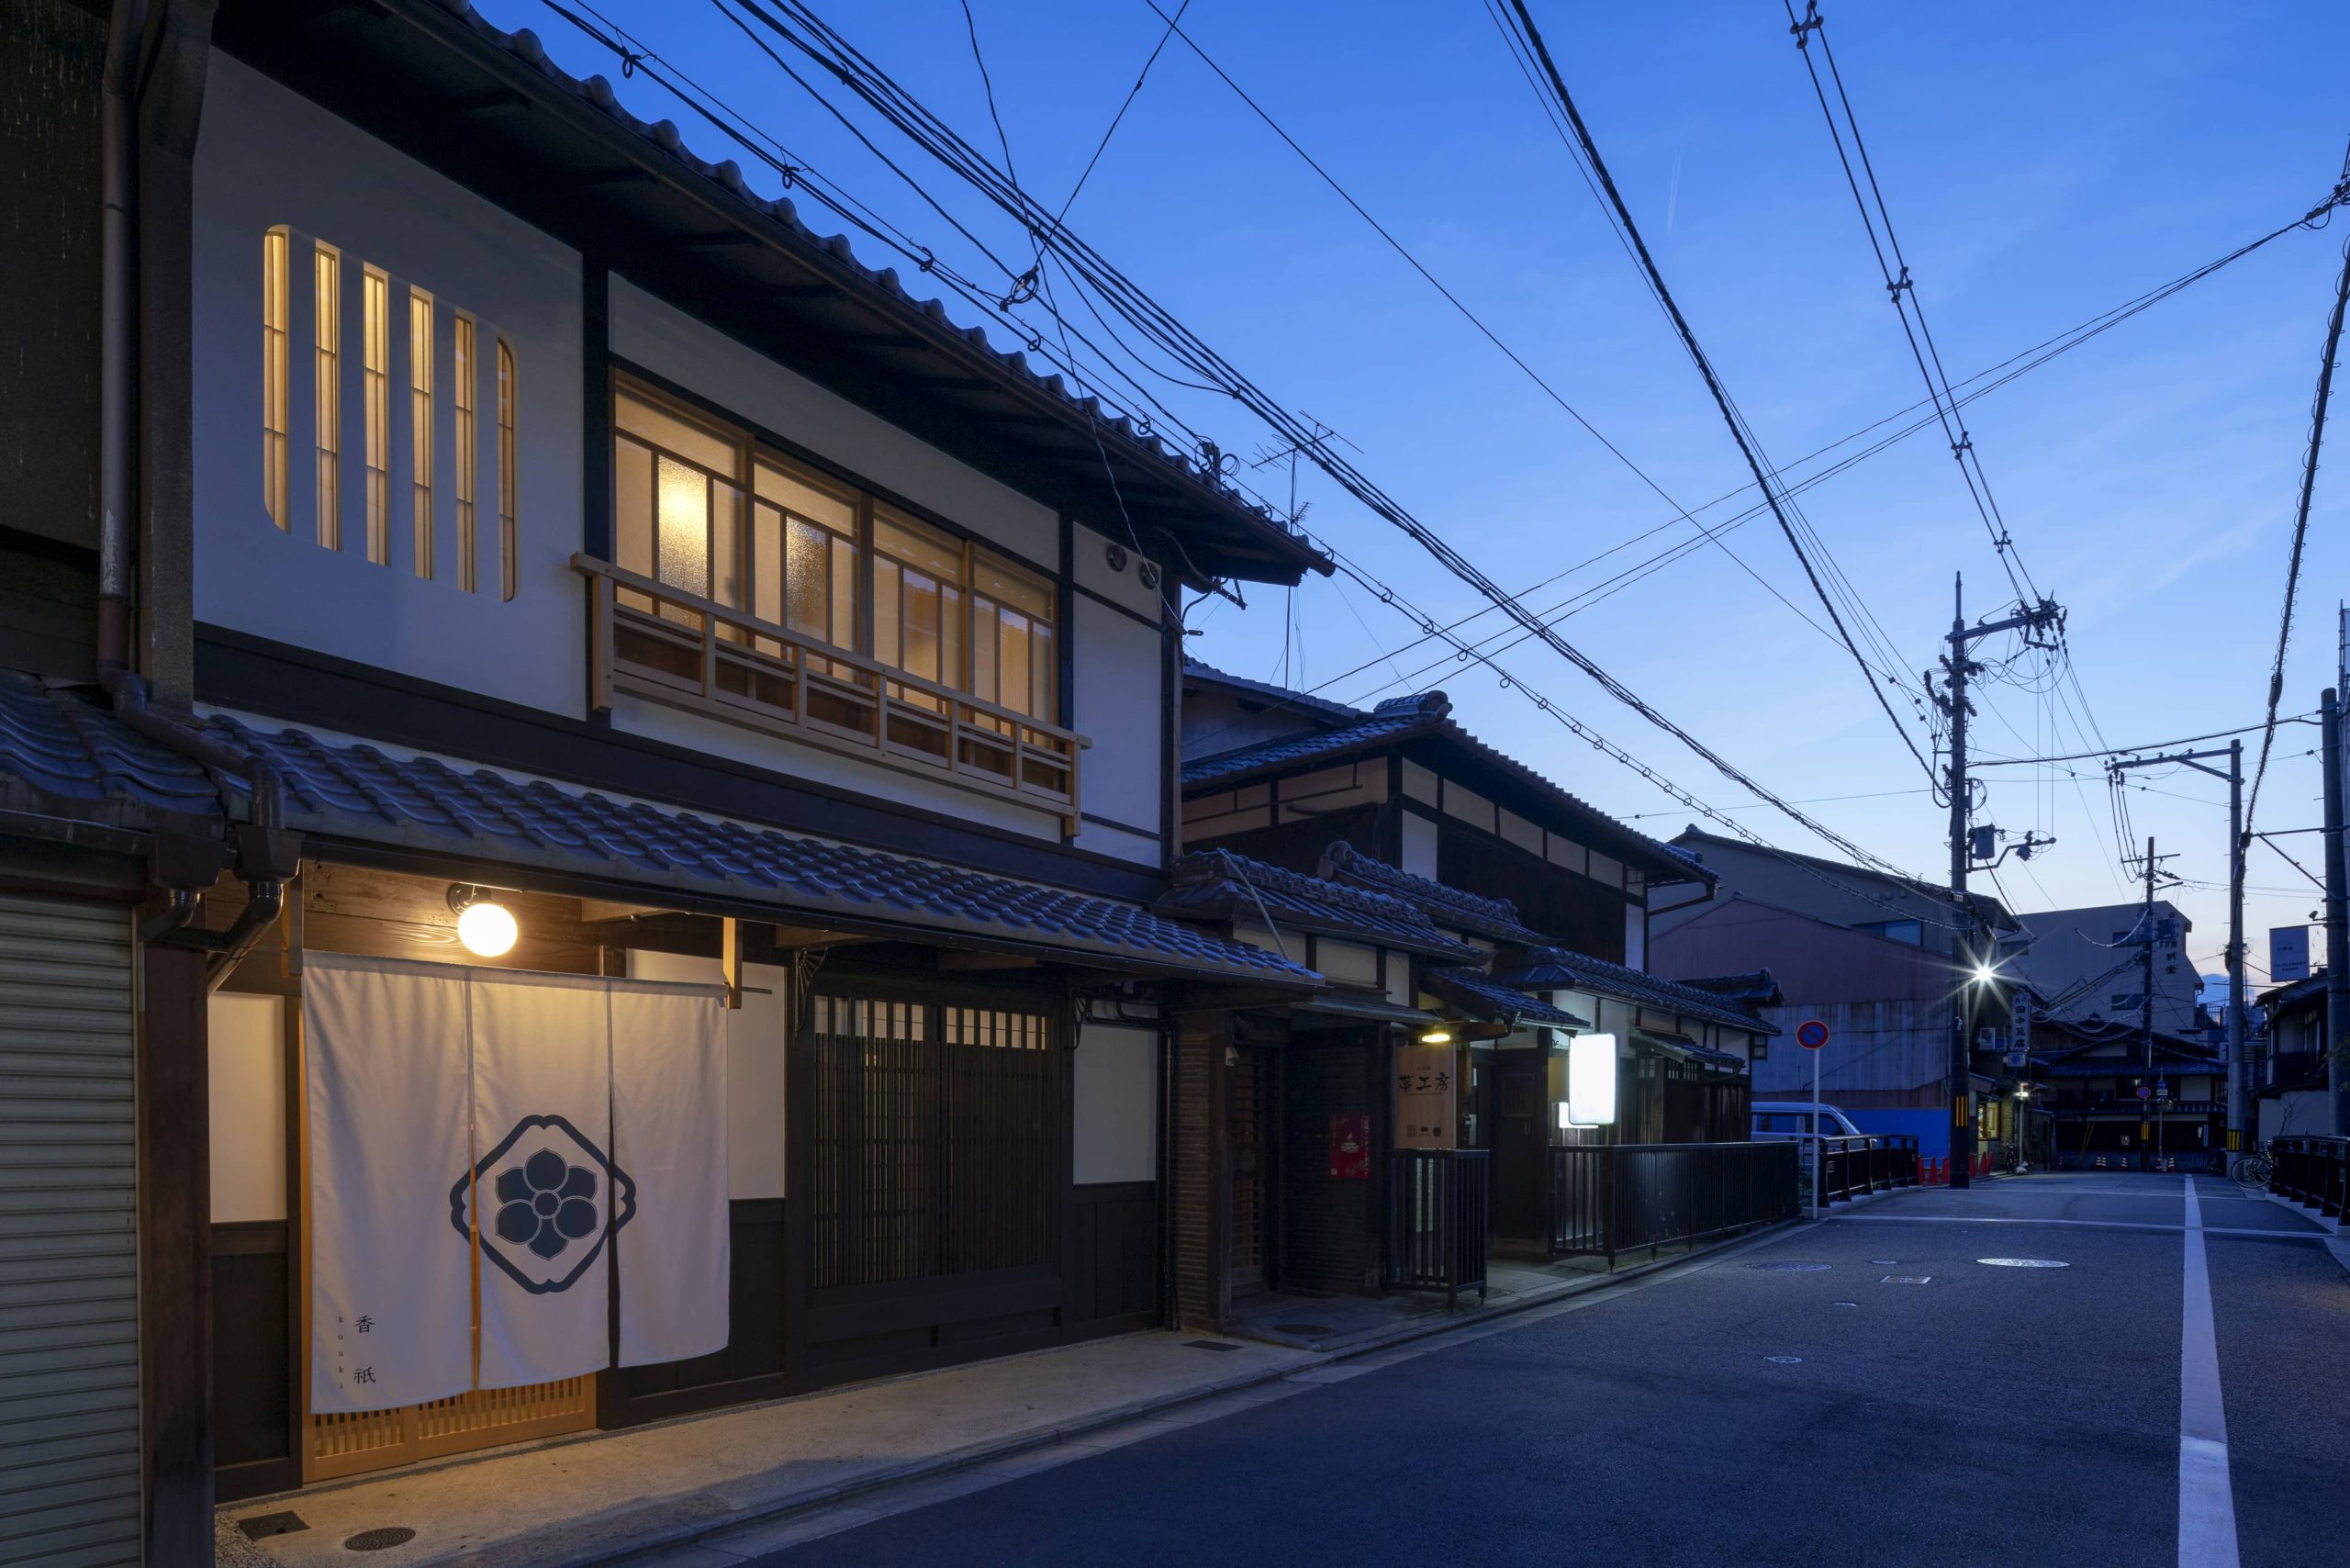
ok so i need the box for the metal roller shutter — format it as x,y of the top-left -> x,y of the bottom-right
0,894 -> 140,1568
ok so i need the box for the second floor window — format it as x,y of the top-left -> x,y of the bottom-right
608,376 -> 1058,724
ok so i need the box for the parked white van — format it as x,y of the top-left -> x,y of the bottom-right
1751,1103 -> 1868,1139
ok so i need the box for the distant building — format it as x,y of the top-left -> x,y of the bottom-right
2009,902 -> 2197,1036
1650,829 -> 2027,1162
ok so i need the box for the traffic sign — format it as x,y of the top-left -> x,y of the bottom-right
2135,1085 -> 2152,1101
1796,1019 -> 1830,1051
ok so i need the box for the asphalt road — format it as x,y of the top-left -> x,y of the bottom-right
725,1173 -> 2347,1567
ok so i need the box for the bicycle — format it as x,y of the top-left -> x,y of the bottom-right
2228,1151 -> 2273,1191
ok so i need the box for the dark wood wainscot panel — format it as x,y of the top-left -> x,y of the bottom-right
212,1222 -> 297,1503
1065,1182 -> 1160,1338
598,1200 -> 789,1428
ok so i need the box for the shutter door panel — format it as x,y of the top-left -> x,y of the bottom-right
0,895 -> 140,1568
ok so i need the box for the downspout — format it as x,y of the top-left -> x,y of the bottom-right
101,0 -> 297,988
99,0 -> 146,678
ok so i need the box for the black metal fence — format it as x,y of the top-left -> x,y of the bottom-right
1817,1134 -> 1919,1204
1385,1148 -> 1490,1306
2269,1136 -> 2348,1218
1548,1141 -> 1800,1264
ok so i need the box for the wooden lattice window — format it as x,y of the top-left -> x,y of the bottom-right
807,993 -> 1058,1291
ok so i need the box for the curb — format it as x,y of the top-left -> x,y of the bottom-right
2261,1187 -> 2347,1237
562,1215 -> 1818,1567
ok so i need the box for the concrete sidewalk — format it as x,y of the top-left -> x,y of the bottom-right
214,1219 -> 1810,1568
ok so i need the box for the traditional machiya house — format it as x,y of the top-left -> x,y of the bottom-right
2025,1018 -> 2228,1170
2253,972 -> 2329,1143
1169,666 -> 1774,1327
0,1 -> 1337,1556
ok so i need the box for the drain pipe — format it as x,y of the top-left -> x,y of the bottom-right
99,0 -> 145,679
100,0 -> 299,986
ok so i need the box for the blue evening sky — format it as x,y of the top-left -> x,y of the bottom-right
485,0 -> 2350,989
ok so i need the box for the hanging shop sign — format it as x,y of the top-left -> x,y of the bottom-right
1393,1044 -> 1457,1149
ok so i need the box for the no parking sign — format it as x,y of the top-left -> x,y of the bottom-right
1797,1019 -> 1830,1051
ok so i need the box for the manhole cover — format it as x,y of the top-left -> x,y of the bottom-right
238,1512 -> 307,1541
1747,1261 -> 1831,1272
1764,1355 -> 1805,1364
343,1529 -> 417,1552
1881,1275 -> 1932,1285
1272,1324 -> 1335,1337
1978,1258 -> 2070,1268
1183,1339 -> 1243,1352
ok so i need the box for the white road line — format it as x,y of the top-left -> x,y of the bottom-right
2178,1180 -> 2240,1568
1826,1214 -> 2328,1240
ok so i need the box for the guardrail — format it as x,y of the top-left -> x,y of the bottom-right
1385,1148 -> 1490,1306
1548,1141 -> 1800,1265
1817,1134 -> 1919,1204
2269,1136 -> 2348,1218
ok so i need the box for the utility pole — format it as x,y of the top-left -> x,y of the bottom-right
2324,689 -> 2350,1136
1934,573 -> 2065,1189
2109,743 -> 2247,1152
2143,836 -> 2158,1173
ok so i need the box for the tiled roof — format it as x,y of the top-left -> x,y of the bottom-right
1676,970 -> 1785,1007
1180,683 -> 1700,884
0,678 -> 1316,985
1159,850 -> 1482,961
1182,707 -> 1435,790
388,1 -> 1320,585
1634,1029 -> 1749,1071
1492,946 -> 1783,1037
0,675 -> 218,827
1422,968 -> 1590,1030
1182,659 -> 1363,726
1315,841 -> 1548,945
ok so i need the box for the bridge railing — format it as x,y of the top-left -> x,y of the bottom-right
1548,1141 -> 1800,1265
2269,1136 -> 2349,1219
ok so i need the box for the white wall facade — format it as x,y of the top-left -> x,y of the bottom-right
190,59 -> 1170,867
208,991 -> 285,1224
192,56 -> 588,717
1073,1023 -> 1159,1185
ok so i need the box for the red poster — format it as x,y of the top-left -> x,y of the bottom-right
1329,1112 -> 1371,1180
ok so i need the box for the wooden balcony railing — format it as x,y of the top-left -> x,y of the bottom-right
574,555 -> 1087,835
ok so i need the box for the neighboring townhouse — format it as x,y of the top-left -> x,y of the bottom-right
0,1 -> 1340,1552
2254,973 -> 2332,1144
1171,666 -> 1772,1318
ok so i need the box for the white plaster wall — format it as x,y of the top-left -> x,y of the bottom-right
1071,520 -> 1164,621
1402,812 -> 1439,879
1073,1023 -> 1158,1184
1624,903 -> 1646,970
208,991 -> 285,1224
629,951 -> 788,1201
1071,597 -> 1165,860
191,57 -> 587,716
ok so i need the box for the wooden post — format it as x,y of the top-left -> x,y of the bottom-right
721,916 -> 742,1011
140,942 -> 214,1563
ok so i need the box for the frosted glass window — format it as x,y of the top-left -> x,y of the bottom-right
362,268 -> 389,566
408,289 -> 433,578
262,230 -> 289,530
313,244 -> 341,550
453,316 -> 477,592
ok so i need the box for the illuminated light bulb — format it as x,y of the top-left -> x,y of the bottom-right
457,899 -> 519,958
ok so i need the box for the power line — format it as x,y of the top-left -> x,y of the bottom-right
1968,715 -> 2320,769
1483,0 -> 1933,781
2246,223 -> 2350,840
720,0 -> 1934,882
